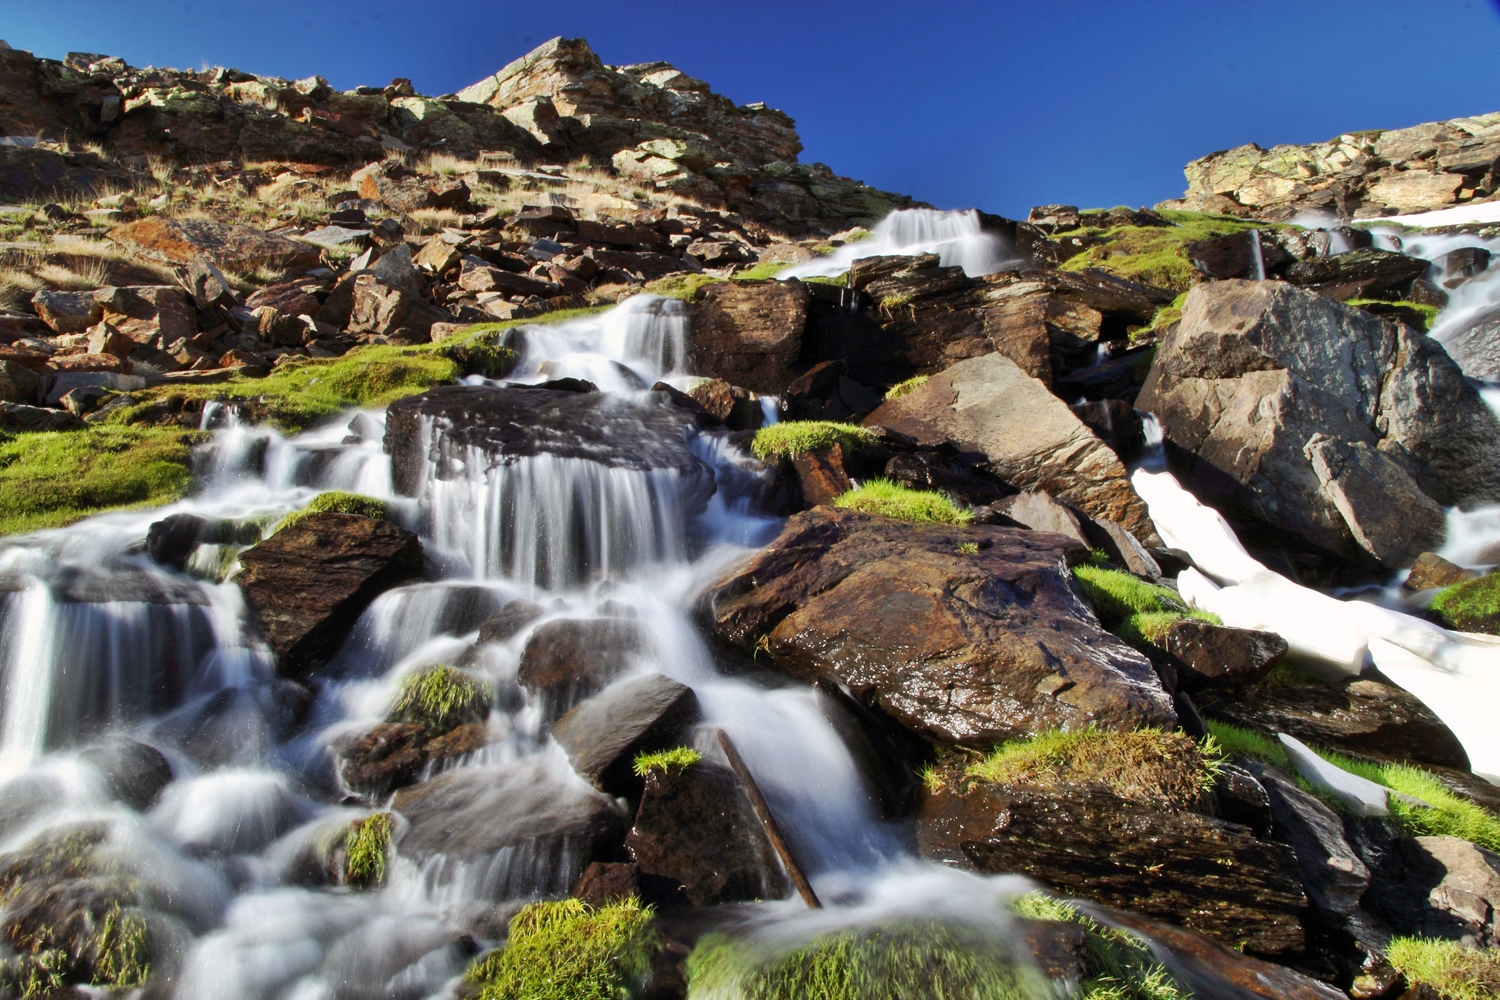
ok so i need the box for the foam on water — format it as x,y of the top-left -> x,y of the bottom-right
778,207 -> 1020,280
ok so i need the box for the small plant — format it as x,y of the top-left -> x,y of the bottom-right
633,746 -> 702,778
1071,563 -> 1220,649
1384,937 -> 1500,1000
1011,892 -> 1189,1000
389,665 -> 491,733
833,479 -> 972,525
968,727 -> 1219,808
884,375 -> 930,400
275,491 -> 387,533
957,541 -> 980,555
878,291 -> 914,311
91,903 -> 151,988
344,812 -> 393,888
750,420 -> 877,461
465,897 -> 658,1000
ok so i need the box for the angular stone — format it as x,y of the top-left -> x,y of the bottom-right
108,217 -> 321,271
335,720 -> 487,799
30,289 -> 101,333
1186,229 -> 1290,280
687,280 -> 808,394
1251,764 -> 1369,915
881,452 -> 1005,506
918,779 -> 1307,955
626,762 -> 791,906
1404,552 -> 1478,592
237,513 -> 423,678
517,617 -> 648,720
0,360 -> 39,403
1162,618 -> 1287,691
551,673 -> 700,798
1305,434 -> 1446,568
704,507 -> 1175,748
1437,305 -> 1500,380
477,600 -> 547,644
790,442 -> 852,507
864,353 -> 1157,542
347,273 -> 448,344
989,490 -> 1090,547
0,401 -> 82,432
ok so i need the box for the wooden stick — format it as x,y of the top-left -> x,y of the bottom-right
716,728 -> 822,909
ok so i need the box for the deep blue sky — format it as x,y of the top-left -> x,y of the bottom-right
5,1 -> 1500,217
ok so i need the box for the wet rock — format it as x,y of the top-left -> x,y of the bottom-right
383,385 -> 717,509
685,377 -> 763,430
1404,552 -> 1478,592
237,512 -> 424,678
1139,280 -> 1500,574
781,358 -> 883,423
335,721 -> 488,799
882,452 -> 1006,506
1068,398 -> 1144,461
917,779 -> 1307,955
789,442 -> 853,507
570,860 -> 690,909
145,513 -> 259,570
686,280 -> 809,395
1186,229 -> 1291,280
1250,764 -> 1369,915
1305,433 -> 1447,569
1211,762 -> 1274,837
477,600 -> 546,644
517,618 -> 647,721
1438,304 -> 1500,381
864,352 -> 1157,542
107,217 -> 321,272
1195,675 -> 1471,771
1162,619 -> 1287,691
550,674 -> 700,799
79,739 -> 173,811
626,761 -> 791,906
1284,248 -> 1431,297
989,490 -> 1090,547
394,759 -> 626,896
31,289 -> 102,334
0,401 -> 82,431
1439,246 -> 1491,284
704,507 -> 1175,748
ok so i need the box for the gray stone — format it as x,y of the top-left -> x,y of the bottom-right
0,401 -> 82,431
0,360 -> 39,403
1304,434 -> 1446,568
1437,305 -> 1500,380
297,225 -> 371,250
991,490 -> 1089,547
1251,764 -> 1370,916
42,371 -> 146,406
31,289 -> 102,333
550,674 -> 700,798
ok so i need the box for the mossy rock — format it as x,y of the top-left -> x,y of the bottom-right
1430,572 -> 1500,635
388,664 -> 491,733
1071,563 -> 1220,651
275,491 -> 387,533
465,897 -> 658,1000
750,420 -> 877,461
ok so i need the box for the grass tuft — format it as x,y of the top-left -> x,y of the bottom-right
632,746 -> 702,778
1054,210 -> 1262,292
833,479 -> 972,525
344,812 -> 393,888
1010,893 -> 1189,1000
389,665 -> 491,733
275,491 -> 386,533
750,420 -> 877,461
685,922 -> 1035,1000
465,897 -> 658,1000
0,427 -> 199,537
1430,573 -> 1500,635
884,375 -> 930,400
968,727 -> 1219,809
91,903 -> 151,988
1071,564 -> 1219,649
1384,937 -> 1500,1000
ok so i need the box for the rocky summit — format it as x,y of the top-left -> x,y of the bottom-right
1,25 -> 1500,1000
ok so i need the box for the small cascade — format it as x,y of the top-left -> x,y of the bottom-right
1249,228 -> 1266,280
779,207 -> 1020,281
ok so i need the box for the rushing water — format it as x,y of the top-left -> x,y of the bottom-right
778,207 -> 1021,280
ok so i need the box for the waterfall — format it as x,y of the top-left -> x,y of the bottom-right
778,207 -> 1021,280
1249,228 -> 1266,280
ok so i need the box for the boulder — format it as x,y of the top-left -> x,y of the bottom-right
1195,675 -> 1471,771
1250,764 -> 1369,916
1436,304 -> 1500,380
881,452 -> 1006,506
570,860 -> 689,909
79,738 -> 173,811
789,442 -> 853,507
93,285 -> 197,348
917,778 -> 1307,955
1186,229 -> 1290,280
0,401 -> 82,432
1355,830 -> 1500,946
347,273 -> 449,344
393,759 -> 626,896
236,512 -> 424,678
0,360 -> 39,404
107,217 -> 321,271
1283,248 -> 1430,296
517,618 -> 648,720
30,289 -> 102,333
1139,280 -> 1500,572
704,507 -> 1176,748
686,280 -> 809,394
1161,618 -> 1287,691
335,720 -> 488,799
476,600 -> 546,644
988,490 -> 1090,548
550,673 -> 700,798
863,353 -> 1157,542
1404,552 -> 1477,592
352,159 -> 469,212
625,761 -> 791,906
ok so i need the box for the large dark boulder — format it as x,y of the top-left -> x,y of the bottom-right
79,739 -> 173,811
517,618 -> 648,723
550,674 -> 700,799
1437,303 -> 1500,380
393,759 -> 627,896
685,280 -> 809,394
863,351 -> 1158,544
625,761 -> 790,906
1282,247 -> 1430,297
1249,765 -> 1369,916
335,721 -> 488,799
703,507 -> 1175,748
1161,619 -> 1287,691
918,777 -> 1307,955
1195,674 -> 1471,771
1138,280 -> 1500,573
237,513 -> 423,678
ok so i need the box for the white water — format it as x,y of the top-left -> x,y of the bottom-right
778,207 -> 1021,280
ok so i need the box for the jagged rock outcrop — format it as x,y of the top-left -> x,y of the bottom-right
1138,279 -> 1500,572
703,507 -> 1176,748
1167,110 -> 1500,220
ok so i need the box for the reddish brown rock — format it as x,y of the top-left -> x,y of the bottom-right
704,507 -> 1175,748
687,280 -> 809,394
790,442 -> 852,507
107,217 -> 321,272
237,513 -> 423,678
335,721 -> 487,799
49,353 -> 128,374
30,290 -> 102,334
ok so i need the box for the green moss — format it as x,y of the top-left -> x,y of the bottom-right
733,261 -> 793,281
685,922 -> 1035,1000
389,665 -> 491,733
1202,721 -> 1287,768
833,479 -> 972,525
344,812 -> 393,888
1384,937 -> 1500,1000
750,421 -> 877,461
1144,291 -> 1189,336
0,426 -> 199,537
465,897 -> 658,1000
645,272 -> 723,300
878,291 -> 914,310
1344,298 -> 1441,331
884,375 -> 929,399
90,903 -> 151,989
957,541 -> 980,555
632,746 -> 702,778
1010,893 -> 1189,1000
1430,573 -> 1500,634
968,727 -> 1219,808
1055,210 -> 1263,292
1071,564 -> 1220,649
275,491 -> 386,533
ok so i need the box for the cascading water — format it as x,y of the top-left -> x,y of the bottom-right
777,207 -> 1021,280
